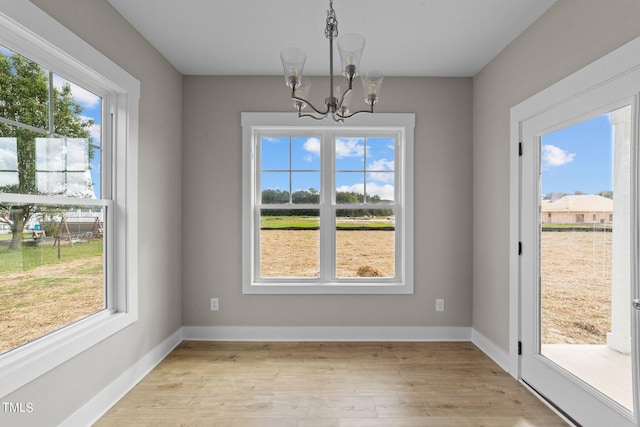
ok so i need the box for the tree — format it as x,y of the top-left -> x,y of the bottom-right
544,192 -> 567,201
597,190 -> 613,199
0,51 -> 94,249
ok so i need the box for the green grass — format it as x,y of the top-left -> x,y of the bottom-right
542,223 -> 612,230
0,239 -> 103,275
0,232 -> 31,241
261,216 -> 319,229
261,216 -> 395,230
335,221 -> 394,229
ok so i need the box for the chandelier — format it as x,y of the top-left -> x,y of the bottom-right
280,0 -> 383,122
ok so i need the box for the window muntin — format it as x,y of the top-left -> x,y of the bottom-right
246,118 -> 411,294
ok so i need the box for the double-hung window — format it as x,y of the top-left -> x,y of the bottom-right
242,113 -> 414,294
0,2 -> 139,397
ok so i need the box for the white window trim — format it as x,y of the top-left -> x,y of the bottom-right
0,1 -> 139,398
242,112 -> 415,294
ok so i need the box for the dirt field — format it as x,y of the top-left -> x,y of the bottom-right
541,231 -> 612,344
0,256 -> 104,354
260,229 -> 395,278
0,229 -> 613,354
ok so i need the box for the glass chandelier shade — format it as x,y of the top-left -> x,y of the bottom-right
361,72 -> 383,105
280,0 -> 383,122
337,33 -> 365,80
280,47 -> 306,89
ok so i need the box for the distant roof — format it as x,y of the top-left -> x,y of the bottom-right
541,195 -> 613,212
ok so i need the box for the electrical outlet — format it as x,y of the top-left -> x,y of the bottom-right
435,298 -> 444,312
210,298 -> 219,311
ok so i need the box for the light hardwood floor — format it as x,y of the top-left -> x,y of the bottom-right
95,341 -> 567,426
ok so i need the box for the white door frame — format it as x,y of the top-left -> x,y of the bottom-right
510,35 -> 640,422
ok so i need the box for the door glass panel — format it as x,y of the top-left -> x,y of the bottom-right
539,105 -> 632,411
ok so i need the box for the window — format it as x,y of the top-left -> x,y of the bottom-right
242,113 -> 414,294
0,2 -> 139,397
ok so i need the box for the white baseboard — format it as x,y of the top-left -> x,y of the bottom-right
183,326 -> 472,342
59,328 -> 183,427
471,328 -> 510,372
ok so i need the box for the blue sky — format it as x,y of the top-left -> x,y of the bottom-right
260,136 -> 395,201
540,112 -> 613,196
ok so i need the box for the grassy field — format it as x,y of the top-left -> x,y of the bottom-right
261,215 -> 394,230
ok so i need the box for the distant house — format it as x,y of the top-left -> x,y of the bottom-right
541,195 -> 613,224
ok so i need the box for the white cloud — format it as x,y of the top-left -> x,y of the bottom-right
80,115 -> 101,143
303,137 -> 320,158
337,182 -> 394,201
368,158 -> 394,171
262,137 -> 281,143
336,137 -> 364,158
368,171 -> 394,184
542,144 -> 575,167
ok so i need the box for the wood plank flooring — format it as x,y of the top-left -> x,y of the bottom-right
95,341 -> 567,426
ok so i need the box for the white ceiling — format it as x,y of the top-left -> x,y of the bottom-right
106,0 -> 556,77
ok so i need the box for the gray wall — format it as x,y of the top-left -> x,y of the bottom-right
472,0 -> 640,351
182,76 -> 473,328
9,0 -> 638,423
1,1 -> 183,425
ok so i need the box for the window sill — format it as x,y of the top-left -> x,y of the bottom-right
243,281 -> 414,295
0,310 -> 137,398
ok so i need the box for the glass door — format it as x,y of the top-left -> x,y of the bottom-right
520,100 -> 639,426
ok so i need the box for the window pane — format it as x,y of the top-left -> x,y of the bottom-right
366,137 -> 395,169
0,45 -> 50,131
259,209 -> 319,278
335,137 -> 364,170
335,209 -> 395,278
52,74 -> 101,141
292,136 -> 320,170
0,205 -> 105,355
35,138 -> 96,197
261,172 -> 290,204
261,136 -> 289,170
292,172 -> 320,204
336,171 -> 364,204
366,137 -> 395,203
0,137 -> 18,187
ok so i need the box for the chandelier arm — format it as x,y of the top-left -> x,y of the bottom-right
335,105 -> 375,119
291,95 -> 331,116
299,112 -> 330,121
336,86 -> 353,112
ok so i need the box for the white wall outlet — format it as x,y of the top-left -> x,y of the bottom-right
435,298 -> 444,312
210,298 -> 219,311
